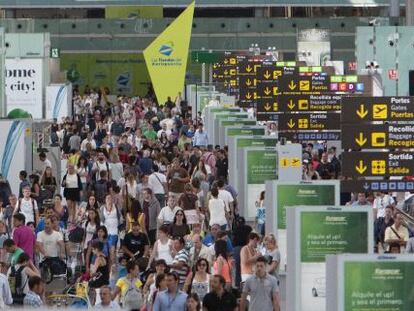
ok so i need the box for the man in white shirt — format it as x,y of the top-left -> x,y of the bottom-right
39,152 -> 52,172
13,186 -> 39,225
0,262 -> 12,308
80,131 -> 97,152
36,217 -> 65,260
373,192 -> 394,219
148,165 -> 167,208
217,179 -> 234,216
157,123 -> 172,139
92,152 -> 112,181
157,196 -> 182,227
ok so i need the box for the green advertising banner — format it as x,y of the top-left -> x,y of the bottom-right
228,127 -> 265,137
61,53 -> 150,96
277,184 -> 336,230
344,261 -> 414,311
247,150 -> 278,184
301,212 -> 369,263
237,137 -> 277,148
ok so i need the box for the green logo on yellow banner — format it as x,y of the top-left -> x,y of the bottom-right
144,2 -> 195,105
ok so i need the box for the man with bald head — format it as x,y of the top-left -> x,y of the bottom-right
189,233 -> 213,267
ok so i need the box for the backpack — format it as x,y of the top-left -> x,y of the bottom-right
68,225 -> 85,243
94,180 -> 109,204
9,266 -> 26,304
16,198 -> 36,226
122,278 -> 143,310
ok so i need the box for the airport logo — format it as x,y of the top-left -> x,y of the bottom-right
159,42 -> 174,56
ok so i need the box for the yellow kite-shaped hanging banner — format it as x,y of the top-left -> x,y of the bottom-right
144,1 -> 195,106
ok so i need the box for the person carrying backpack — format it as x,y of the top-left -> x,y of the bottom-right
8,253 -> 40,305
13,186 -> 39,226
112,261 -> 143,311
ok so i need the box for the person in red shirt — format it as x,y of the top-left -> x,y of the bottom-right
12,213 -> 36,261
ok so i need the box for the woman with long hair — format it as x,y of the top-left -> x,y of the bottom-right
122,172 -> 138,210
29,174 -> 41,203
85,225 -> 111,274
183,258 -> 210,303
147,273 -> 167,311
126,199 -> 146,233
76,156 -> 89,201
82,208 -> 100,259
191,159 -> 208,181
85,195 -> 99,211
147,225 -> 174,268
169,210 -> 190,238
53,194 -> 68,224
213,239 -> 232,288
186,293 -> 202,311
62,164 -> 82,224
41,166 -> 57,197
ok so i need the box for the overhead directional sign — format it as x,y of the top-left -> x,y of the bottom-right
280,131 -> 341,142
342,152 -> 414,177
341,180 -> 414,193
341,124 -> 414,149
257,94 -> 342,120
341,96 -> 414,123
278,113 -> 340,131
278,74 -> 330,94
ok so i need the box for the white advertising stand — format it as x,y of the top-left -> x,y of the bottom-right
265,180 -> 340,273
286,206 -> 373,311
46,83 -> 73,120
224,125 -> 266,146
326,254 -> 414,311
217,118 -> 257,147
212,113 -> 248,146
204,106 -> 240,145
0,119 -> 32,194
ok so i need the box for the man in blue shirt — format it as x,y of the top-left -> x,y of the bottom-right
203,224 -> 234,254
153,272 -> 187,311
192,123 -> 208,147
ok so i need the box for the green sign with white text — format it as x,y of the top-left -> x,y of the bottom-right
300,211 -> 368,263
237,137 -> 277,148
228,127 -> 265,137
277,184 -> 336,229
247,150 -> 278,184
344,261 -> 414,311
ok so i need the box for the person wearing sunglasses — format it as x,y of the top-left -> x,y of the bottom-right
183,258 -> 210,304
169,210 -> 190,239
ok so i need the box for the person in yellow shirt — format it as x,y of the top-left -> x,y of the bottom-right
112,261 -> 143,308
384,213 -> 409,252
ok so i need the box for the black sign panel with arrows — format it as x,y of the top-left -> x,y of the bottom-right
278,74 -> 330,95
342,152 -> 414,177
341,97 -> 414,123
341,180 -> 414,193
280,131 -> 341,142
278,113 -> 340,131
341,124 -> 414,149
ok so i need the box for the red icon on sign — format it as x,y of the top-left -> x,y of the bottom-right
388,69 -> 398,80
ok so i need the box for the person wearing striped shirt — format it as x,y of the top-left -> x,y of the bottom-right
170,236 -> 189,290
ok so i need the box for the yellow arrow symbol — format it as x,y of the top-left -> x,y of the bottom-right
355,160 -> 367,174
246,92 -> 252,100
246,65 -> 253,73
287,100 -> 295,110
246,79 -> 252,86
264,70 -> 271,79
355,132 -> 367,147
356,104 -> 368,119
264,87 -> 272,96
264,103 -> 271,111
224,70 -> 228,75
288,80 -> 297,90
287,119 -> 295,129
224,59 -> 228,64
213,73 -> 217,78
213,64 -> 217,69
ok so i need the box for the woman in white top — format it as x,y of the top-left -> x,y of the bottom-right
147,225 -> 174,269
121,172 -> 138,209
208,187 -> 229,231
82,208 -> 100,254
62,164 -> 81,223
76,157 -> 89,202
109,154 -> 124,182
100,194 -> 121,261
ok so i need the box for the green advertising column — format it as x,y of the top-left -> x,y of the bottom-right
286,206 -> 373,311
228,135 -> 277,196
240,147 -> 278,219
265,181 -> 340,273
327,254 -> 414,311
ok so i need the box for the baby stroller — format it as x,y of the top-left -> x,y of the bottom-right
46,282 -> 92,309
40,257 -> 70,294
